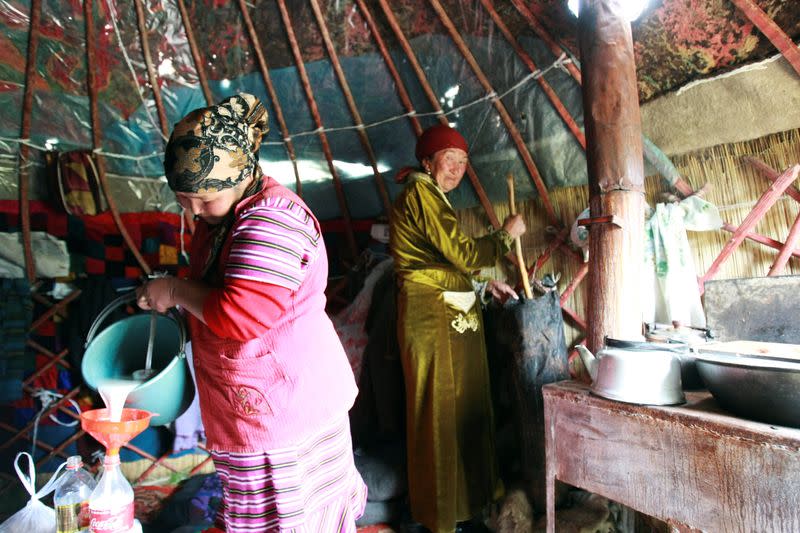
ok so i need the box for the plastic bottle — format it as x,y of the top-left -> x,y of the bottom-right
55,455 -> 97,533
88,453 -> 140,533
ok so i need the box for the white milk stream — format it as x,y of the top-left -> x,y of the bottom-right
97,379 -> 142,421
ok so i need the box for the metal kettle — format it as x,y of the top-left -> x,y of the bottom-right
575,338 -> 685,405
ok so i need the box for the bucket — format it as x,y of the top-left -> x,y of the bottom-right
81,291 -> 194,426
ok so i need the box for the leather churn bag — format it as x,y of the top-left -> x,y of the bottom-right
45,150 -> 105,216
484,279 -> 569,513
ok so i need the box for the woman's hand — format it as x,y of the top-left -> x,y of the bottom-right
502,214 -> 526,239
136,277 -> 176,313
486,279 -> 519,304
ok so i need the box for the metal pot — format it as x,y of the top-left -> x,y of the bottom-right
575,338 -> 686,405
645,325 -> 709,389
695,351 -> 800,428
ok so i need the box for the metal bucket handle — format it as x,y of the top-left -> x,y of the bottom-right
85,290 -> 187,356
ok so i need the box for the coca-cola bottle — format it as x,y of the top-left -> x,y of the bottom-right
55,455 -> 97,533
88,453 -> 140,533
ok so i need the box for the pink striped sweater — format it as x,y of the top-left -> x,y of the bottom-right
187,176 -> 358,452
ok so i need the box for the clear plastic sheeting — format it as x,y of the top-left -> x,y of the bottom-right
0,0 -> 591,220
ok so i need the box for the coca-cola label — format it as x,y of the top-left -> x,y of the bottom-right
57,500 -> 90,532
89,501 -> 134,533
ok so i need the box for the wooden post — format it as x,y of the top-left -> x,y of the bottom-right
579,0 -> 646,352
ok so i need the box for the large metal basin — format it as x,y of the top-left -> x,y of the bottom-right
695,352 -> 800,428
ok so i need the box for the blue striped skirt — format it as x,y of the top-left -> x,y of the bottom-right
210,416 -> 367,532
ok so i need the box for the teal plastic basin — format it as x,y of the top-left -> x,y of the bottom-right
81,297 -> 194,427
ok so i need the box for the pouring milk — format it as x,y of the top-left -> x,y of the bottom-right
97,379 -> 142,421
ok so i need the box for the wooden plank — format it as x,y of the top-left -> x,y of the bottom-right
544,381 -> 800,533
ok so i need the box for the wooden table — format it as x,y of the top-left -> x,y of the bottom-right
543,381 -> 800,532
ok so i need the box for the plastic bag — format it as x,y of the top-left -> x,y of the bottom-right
0,452 -> 67,533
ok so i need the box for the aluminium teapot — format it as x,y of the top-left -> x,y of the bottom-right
575,337 -> 685,405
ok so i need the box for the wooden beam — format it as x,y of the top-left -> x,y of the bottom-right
353,0 -> 423,137
237,0 -> 303,195
427,0 -> 560,226
701,164 -> 800,288
744,156 -> 800,204
375,0 -> 501,229
479,0 -> 586,150
308,0 -> 391,215
510,0 -> 582,83
721,222 -> 800,259
18,0 -> 42,283
560,262 -> 588,305
133,0 -> 169,137
275,0 -> 359,259
768,209 -> 800,276
729,0 -> 800,78
84,0 -> 151,275
175,0 -> 214,105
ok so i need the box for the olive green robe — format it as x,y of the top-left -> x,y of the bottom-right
390,172 -> 512,533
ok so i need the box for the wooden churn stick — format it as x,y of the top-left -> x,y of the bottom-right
506,174 -> 533,299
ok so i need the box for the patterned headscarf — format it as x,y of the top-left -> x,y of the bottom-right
164,93 -> 269,193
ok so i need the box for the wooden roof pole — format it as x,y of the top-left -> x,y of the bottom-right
18,0 -> 42,283
730,0 -> 800,78
175,0 -> 213,105
352,0 -> 423,137
580,0 -> 646,352
133,0 -> 169,137
721,222 -> 800,260
375,0 -> 501,229
768,209 -> 800,276
427,0 -> 559,226
237,0 -> 303,196
307,0 -> 391,215
510,0 -> 583,84
700,164 -> 800,289
745,156 -> 800,203
479,0 -> 586,150
84,0 -> 151,275
275,0 -> 358,259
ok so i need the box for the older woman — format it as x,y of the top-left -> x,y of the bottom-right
137,93 -> 366,532
390,124 -> 526,533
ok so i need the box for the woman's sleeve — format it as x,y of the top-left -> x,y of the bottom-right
202,198 -> 321,340
412,182 -> 513,271
203,279 -> 291,340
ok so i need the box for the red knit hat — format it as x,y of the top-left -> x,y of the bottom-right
415,124 -> 468,162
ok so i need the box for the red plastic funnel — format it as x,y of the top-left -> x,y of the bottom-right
81,408 -> 153,455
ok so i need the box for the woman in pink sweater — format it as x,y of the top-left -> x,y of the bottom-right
137,93 -> 366,532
